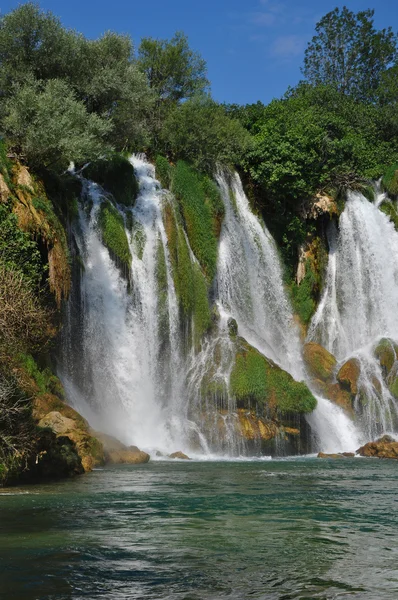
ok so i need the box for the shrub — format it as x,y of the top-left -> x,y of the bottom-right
382,163 -> 398,197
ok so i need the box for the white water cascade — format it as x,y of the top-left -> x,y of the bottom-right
60,157 -> 209,453
308,190 -> 398,440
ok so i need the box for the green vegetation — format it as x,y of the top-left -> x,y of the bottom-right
290,266 -> 317,326
84,154 -> 139,206
162,96 -> 251,173
163,203 -> 211,344
303,7 -> 397,102
171,161 -> 219,280
155,155 -> 173,189
382,164 -> 398,197
18,353 -> 64,398
97,201 -> 132,271
230,339 -> 316,415
380,200 -> 398,230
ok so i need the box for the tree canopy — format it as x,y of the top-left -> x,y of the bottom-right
302,7 -> 397,101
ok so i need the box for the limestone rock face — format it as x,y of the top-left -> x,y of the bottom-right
337,358 -> 361,396
93,431 -> 150,464
318,452 -> 355,459
303,342 -> 337,382
309,193 -> 338,220
357,435 -> 398,459
169,451 -> 190,460
34,394 -> 105,472
39,411 -> 76,434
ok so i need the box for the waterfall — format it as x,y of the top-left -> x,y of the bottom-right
59,157 -> 202,453
308,190 -> 398,439
215,170 -> 302,378
59,155 -> 360,457
214,170 -> 360,452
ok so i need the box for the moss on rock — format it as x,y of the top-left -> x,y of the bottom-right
98,200 -> 131,272
337,358 -> 361,396
230,338 -> 316,415
85,153 -> 138,207
303,342 -> 337,382
374,338 -> 398,376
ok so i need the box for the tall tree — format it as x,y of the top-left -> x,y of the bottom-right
302,7 -> 397,101
138,32 -> 209,103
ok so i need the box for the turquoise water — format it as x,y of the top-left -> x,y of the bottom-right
1,458 -> 398,599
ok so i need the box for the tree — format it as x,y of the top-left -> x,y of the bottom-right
3,78 -> 112,171
161,95 -> 251,172
0,2 -> 78,97
138,32 -> 209,103
302,7 -> 397,101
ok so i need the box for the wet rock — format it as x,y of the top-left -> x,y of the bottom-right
337,358 -> 360,395
227,317 -> 238,338
303,342 -> 337,383
342,452 -> 355,457
93,431 -> 150,464
169,451 -> 190,460
36,399 -> 105,472
317,452 -> 346,459
324,382 -> 354,413
374,338 -> 398,376
357,435 -> 398,459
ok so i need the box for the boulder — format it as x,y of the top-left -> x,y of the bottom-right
374,338 -> 398,376
324,382 -> 353,413
93,431 -> 150,464
357,435 -> 398,459
337,358 -> 360,395
35,398 -> 105,472
318,452 -> 346,459
169,451 -> 191,460
303,342 -> 337,383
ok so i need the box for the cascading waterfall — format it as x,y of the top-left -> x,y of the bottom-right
59,157 -> 209,453
59,155 -> 360,457
213,170 -> 360,453
308,189 -> 398,440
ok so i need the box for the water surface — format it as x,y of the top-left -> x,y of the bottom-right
1,458 -> 398,599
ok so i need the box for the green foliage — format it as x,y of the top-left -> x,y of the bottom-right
164,203 -> 211,343
290,266 -> 317,326
138,31 -> 208,104
162,96 -> 251,173
17,353 -> 64,397
4,78 -> 111,172
155,154 -> 173,189
98,200 -> 131,271
382,164 -> 398,197
0,202 -> 43,286
85,154 -> 139,206
172,161 -> 219,280
380,200 -> 398,231
303,7 -> 397,102
230,338 -> 316,415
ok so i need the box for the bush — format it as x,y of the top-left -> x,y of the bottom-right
0,260 -> 52,352
382,164 -> 398,197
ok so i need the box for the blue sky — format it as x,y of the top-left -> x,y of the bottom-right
1,0 -> 397,104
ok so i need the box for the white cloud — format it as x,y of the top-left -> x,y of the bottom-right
271,35 -> 306,59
